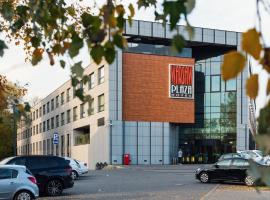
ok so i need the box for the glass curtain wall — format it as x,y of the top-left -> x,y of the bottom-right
179,56 -> 237,164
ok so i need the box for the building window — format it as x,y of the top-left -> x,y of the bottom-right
33,111 -> 35,121
89,98 -> 94,115
36,110 -> 38,119
97,117 -> 105,126
51,99 -> 54,111
61,112 -> 65,126
61,92 -> 65,105
43,121 -> 45,132
56,115 -> 59,128
67,109 -> 71,123
39,107 -> 42,117
67,88 -> 70,102
80,103 -> 85,119
47,119 -> 50,131
47,102 -> 50,113
39,123 -> 42,133
73,87 -> 75,98
98,94 -> 105,112
226,79 -> 237,91
36,125 -> 38,134
89,73 -> 95,89
211,75 -> 220,92
56,95 -> 59,108
80,81 -> 83,90
43,105 -> 46,115
73,106 -> 78,121
51,117 -> 54,129
33,126 -> 35,135
98,66 -> 105,84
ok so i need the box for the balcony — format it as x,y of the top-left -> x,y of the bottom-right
74,134 -> 90,146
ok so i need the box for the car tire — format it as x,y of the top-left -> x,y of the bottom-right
71,170 -> 78,180
244,175 -> 254,186
46,179 -> 63,196
199,172 -> 210,183
14,190 -> 33,200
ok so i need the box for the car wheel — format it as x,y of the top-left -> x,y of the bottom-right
46,179 -> 63,196
14,190 -> 33,200
244,175 -> 254,186
71,170 -> 78,180
199,172 -> 209,183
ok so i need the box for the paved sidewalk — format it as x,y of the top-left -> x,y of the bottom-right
202,185 -> 270,200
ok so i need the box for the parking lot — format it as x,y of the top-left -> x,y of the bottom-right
38,165 -> 210,200
38,165 -> 270,200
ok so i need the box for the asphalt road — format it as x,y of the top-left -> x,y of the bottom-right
40,165 -> 218,200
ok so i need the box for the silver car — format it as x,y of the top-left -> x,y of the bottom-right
0,165 -> 39,200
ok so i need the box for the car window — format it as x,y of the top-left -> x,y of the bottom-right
232,159 -> 249,167
0,157 -> 13,164
217,159 -> 232,166
223,154 -> 232,159
232,154 -> 241,158
7,157 -> 26,166
0,169 -> 17,179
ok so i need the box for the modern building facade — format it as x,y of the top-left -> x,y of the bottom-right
17,20 -> 256,169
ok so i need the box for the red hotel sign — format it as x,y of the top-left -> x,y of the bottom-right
169,64 -> 194,99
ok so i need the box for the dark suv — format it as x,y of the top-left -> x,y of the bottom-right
0,155 -> 74,196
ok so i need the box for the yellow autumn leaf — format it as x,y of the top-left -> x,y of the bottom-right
242,28 -> 262,60
221,51 -> 246,81
246,74 -> 259,99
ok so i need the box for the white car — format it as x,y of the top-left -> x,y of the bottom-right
64,157 -> 88,180
237,150 -> 267,165
0,165 -> 39,200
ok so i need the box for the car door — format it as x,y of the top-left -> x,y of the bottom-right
230,159 -> 249,181
212,159 -> 232,180
0,168 -> 17,200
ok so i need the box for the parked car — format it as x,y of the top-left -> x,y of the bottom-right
0,155 -> 74,196
64,157 -> 88,180
218,153 -> 242,161
0,165 -> 39,200
195,158 -> 258,186
237,150 -> 266,165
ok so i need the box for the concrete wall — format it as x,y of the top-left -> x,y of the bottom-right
72,144 -> 90,168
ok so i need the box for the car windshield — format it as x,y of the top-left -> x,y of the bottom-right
254,150 -> 263,157
0,157 -> 13,165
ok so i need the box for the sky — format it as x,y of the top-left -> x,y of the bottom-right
0,0 -> 269,115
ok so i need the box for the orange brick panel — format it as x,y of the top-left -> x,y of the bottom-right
122,53 -> 195,123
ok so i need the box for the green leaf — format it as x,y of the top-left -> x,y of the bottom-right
128,4 -> 135,25
0,1 -> 14,21
113,34 -> 124,48
30,36 -> 41,48
67,6 -> 75,17
12,18 -> 25,32
0,40 -> 8,57
24,102 -> 31,112
75,89 -> 84,102
172,34 -> 185,52
242,28 -> 262,60
104,41 -> 115,64
221,51 -> 246,81
69,34 -> 83,58
185,0 -> 196,14
137,0 -> 157,9
16,5 -> 29,18
60,60 -> 65,68
71,61 -> 84,78
71,77 -> 79,87
163,1 -> 186,30
90,45 -> 104,64
82,75 -> 90,84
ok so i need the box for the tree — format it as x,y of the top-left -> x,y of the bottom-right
0,75 -> 29,158
1,0 -> 270,186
